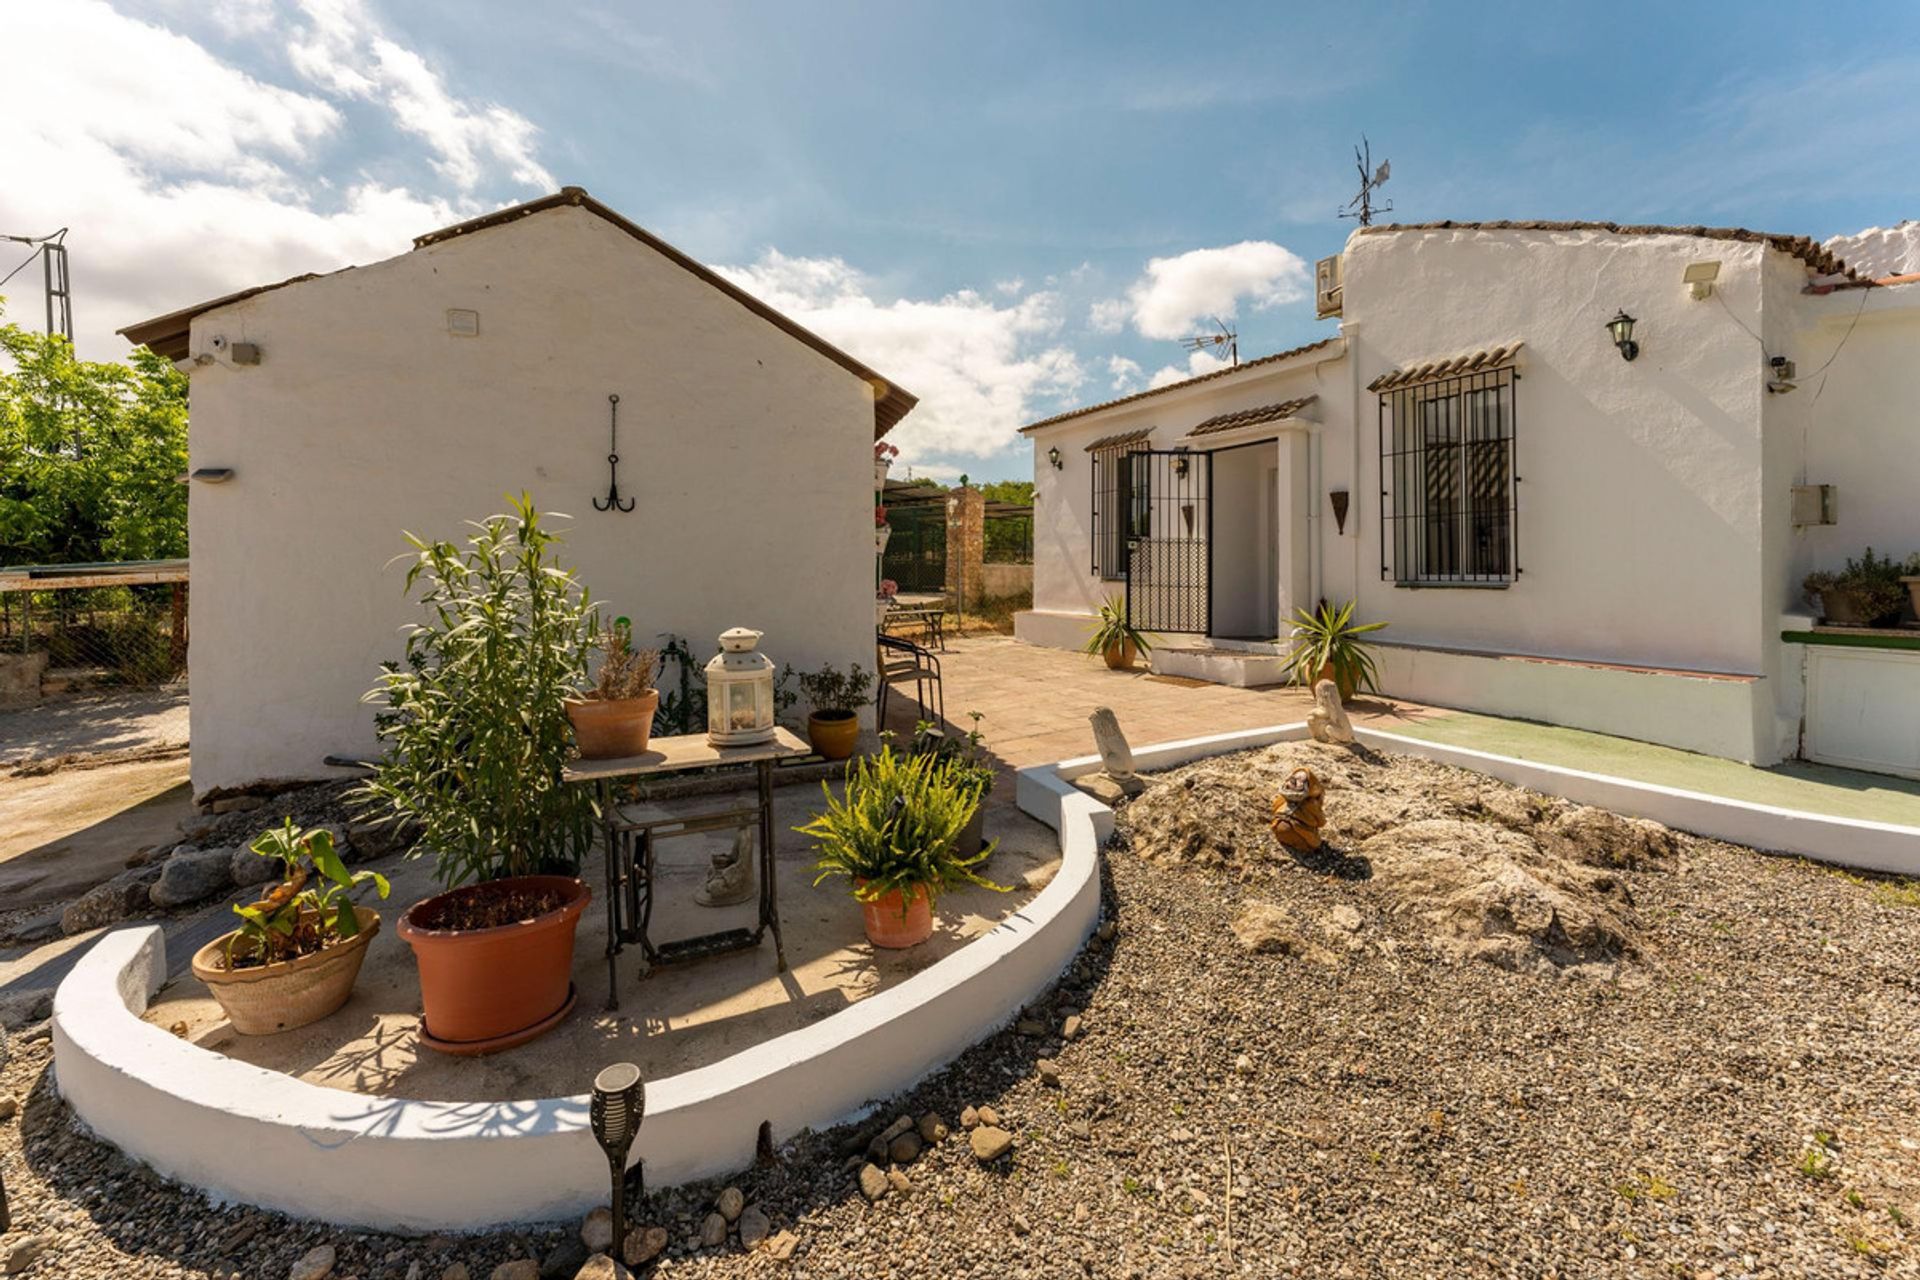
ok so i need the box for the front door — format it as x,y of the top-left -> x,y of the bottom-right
1124,449 -> 1211,634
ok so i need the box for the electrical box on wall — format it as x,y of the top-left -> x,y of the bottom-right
1314,255 -> 1343,318
1790,483 -> 1836,527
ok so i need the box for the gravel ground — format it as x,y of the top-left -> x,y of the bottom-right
3,742 -> 1917,1278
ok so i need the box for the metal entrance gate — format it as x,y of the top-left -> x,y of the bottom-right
1124,449 -> 1211,634
881,502 -> 947,593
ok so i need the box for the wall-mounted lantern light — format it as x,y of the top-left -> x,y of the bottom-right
1605,310 -> 1639,362
1047,445 -> 1062,470
1171,449 -> 1190,478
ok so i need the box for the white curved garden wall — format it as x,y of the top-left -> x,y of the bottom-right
54,768 -> 1104,1233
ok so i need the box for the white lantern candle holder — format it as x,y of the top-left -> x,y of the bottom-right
705,627 -> 776,747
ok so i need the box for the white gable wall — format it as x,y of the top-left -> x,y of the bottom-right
184,205 -> 877,795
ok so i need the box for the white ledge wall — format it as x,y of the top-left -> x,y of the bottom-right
52,721 -> 1917,1232
55,780 -> 1105,1233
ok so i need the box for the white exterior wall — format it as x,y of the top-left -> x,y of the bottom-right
185,206 -> 878,795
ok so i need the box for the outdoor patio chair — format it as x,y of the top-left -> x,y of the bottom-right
875,631 -> 945,732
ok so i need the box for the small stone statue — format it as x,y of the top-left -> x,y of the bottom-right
1306,679 -> 1355,744
1089,707 -> 1145,797
695,827 -> 755,908
1269,766 -> 1327,854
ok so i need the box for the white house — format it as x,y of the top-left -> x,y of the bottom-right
122,188 -> 915,798
1017,220 -> 1920,776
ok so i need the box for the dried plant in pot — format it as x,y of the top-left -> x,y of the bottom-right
1084,596 -> 1152,671
358,495 -> 597,1053
799,662 -> 874,760
1804,549 -> 1909,628
566,617 -> 661,759
796,747 -> 1005,949
190,820 -> 391,1036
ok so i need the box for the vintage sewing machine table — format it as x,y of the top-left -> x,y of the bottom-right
563,727 -> 811,1009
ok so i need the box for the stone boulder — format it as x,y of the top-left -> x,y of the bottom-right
62,863 -> 163,934
150,846 -> 238,908
231,845 -> 279,889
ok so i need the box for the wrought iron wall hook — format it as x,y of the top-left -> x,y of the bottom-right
594,393 -> 636,512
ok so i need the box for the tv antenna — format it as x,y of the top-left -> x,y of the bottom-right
1338,137 -> 1391,226
0,228 -> 71,342
1182,316 -> 1238,366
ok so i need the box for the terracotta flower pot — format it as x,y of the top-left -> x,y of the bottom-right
1102,639 -> 1137,671
398,875 -> 590,1053
808,709 -> 861,760
566,690 -> 660,759
1318,661 -> 1358,703
190,906 -> 380,1036
859,881 -> 933,949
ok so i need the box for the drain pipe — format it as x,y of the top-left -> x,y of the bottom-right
1342,319 -> 1365,600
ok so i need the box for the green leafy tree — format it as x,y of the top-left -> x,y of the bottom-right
0,301 -> 188,565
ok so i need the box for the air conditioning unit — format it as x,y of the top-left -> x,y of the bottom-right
1315,254 -> 1343,318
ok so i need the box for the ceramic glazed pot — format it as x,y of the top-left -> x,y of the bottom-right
1102,639 -> 1137,671
808,710 -> 861,760
958,804 -> 987,857
566,690 -> 660,759
1815,588 -> 1873,627
859,881 -> 933,949
191,906 -> 380,1036
398,875 -> 590,1053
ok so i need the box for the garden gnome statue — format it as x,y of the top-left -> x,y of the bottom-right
696,827 -> 755,908
1269,766 -> 1327,854
1089,707 -> 1145,797
1306,679 -> 1356,744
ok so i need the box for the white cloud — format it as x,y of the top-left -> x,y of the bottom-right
1121,241 -> 1309,340
0,0 -> 549,360
718,251 -> 1085,463
1145,349 -> 1228,390
1088,297 -> 1129,334
995,277 -> 1025,296
1107,355 -> 1143,393
286,0 -> 552,191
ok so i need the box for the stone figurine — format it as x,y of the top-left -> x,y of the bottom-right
1089,707 -> 1145,797
1269,766 -> 1327,854
695,827 -> 756,908
1306,679 -> 1356,744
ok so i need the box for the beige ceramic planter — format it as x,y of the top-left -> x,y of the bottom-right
191,906 -> 380,1036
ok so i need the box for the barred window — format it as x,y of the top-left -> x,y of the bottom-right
1379,365 -> 1518,585
1088,433 -> 1150,579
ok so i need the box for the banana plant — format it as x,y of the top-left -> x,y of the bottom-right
226,819 -> 390,968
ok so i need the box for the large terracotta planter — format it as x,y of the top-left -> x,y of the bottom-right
808,710 -> 861,760
859,881 -> 933,949
191,906 -> 380,1036
398,875 -> 590,1054
566,690 -> 660,759
1317,661 -> 1359,703
1102,639 -> 1137,671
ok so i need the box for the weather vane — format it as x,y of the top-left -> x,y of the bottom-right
1339,136 -> 1392,226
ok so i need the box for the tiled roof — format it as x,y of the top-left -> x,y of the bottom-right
1022,336 -> 1341,433
1368,342 -> 1525,392
1357,221 -> 1858,279
121,187 -> 917,437
1083,427 -> 1155,452
1185,395 -> 1318,437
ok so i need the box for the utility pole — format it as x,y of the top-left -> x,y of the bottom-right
0,228 -> 72,342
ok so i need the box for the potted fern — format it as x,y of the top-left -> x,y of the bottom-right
797,747 -> 1005,949
565,618 -> 661,758
359,495 -> 596,1053
1283,599 -> 1386,703
189,820 -> 390,1036
1084,596 -> 1152,671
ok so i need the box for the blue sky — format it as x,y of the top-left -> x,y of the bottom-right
3,1 -> 1916,480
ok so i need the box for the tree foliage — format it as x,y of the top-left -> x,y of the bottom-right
0,303 -> 188,565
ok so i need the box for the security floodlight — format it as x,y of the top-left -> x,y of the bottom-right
1684,260 -> 1721,300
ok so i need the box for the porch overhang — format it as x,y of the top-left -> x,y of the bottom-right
1180,394 -> 1318,449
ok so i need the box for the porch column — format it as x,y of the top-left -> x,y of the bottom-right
944,486 -> 985,606
1274,433 -> 1312,624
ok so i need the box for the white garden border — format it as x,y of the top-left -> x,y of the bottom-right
51,720 -> 1918,1232
54,780 -> 1106,1233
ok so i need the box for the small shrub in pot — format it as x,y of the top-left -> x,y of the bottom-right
798,662 -> 874,760
909,712 -> 995,854
1804,549 -> 1908,628
566,618 -> 661,758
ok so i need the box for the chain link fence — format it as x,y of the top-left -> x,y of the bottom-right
1,582 -> 188,690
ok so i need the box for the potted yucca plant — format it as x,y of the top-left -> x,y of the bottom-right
1084,596 -> 1152,671
797,747 -> 1005,949
190,820 -> 390,1036
565,617 -> 661,758
1283,599 -> 1386,703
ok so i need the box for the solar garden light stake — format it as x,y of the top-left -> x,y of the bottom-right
591,1062 -> 646,1249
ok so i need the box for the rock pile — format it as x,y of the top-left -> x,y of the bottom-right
1124,739 -> 1679,975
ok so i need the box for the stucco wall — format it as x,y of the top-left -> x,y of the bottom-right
184,205 -> 879,795
1342,229 -> 1773,683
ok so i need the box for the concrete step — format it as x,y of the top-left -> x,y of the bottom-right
1151,645 -> 1293,689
